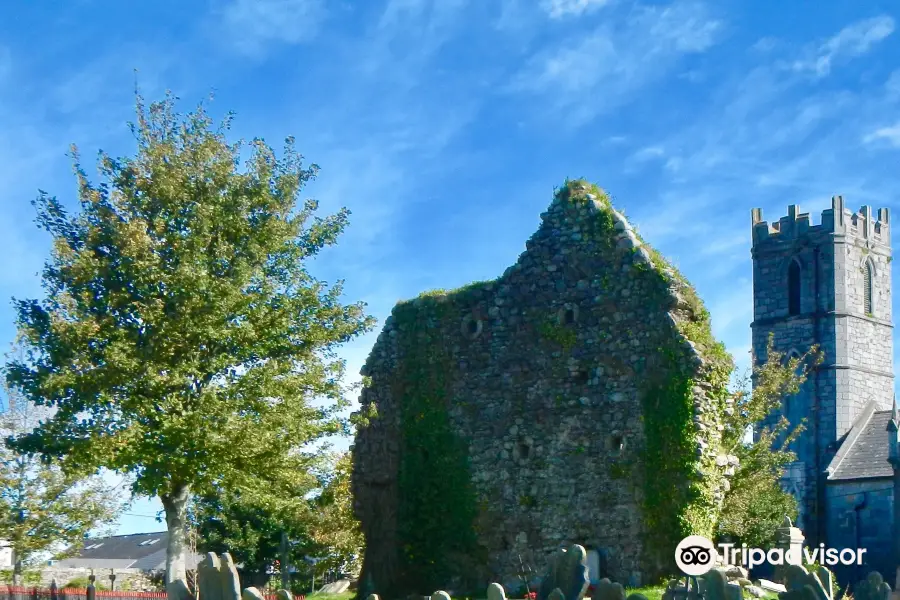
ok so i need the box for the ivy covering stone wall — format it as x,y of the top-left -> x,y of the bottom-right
350,180 -> 735,599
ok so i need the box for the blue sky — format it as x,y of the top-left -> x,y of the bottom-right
1,0 -> 899,537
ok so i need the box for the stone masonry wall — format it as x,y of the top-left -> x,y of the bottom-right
351,181 -> 736,598
13,568 -> 161,591
825,479 -> 893,585
750,197 -> 893,546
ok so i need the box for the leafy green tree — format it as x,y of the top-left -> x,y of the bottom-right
1,368 -> 123,584
5,92 -> 375,599
307,451 -> 364,576
716,336 -> 822,547
190,485 -> 318,587
191,450 -> 363,586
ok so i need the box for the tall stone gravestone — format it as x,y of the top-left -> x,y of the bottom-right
537,545 -> 590,600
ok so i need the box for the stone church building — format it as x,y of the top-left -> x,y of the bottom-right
350,184 -> 899,598
351,181 -> 739,597
751,197 -> 897,583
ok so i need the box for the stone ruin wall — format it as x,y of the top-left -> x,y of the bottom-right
351,182 -> 733,595
18,568 -> 161,591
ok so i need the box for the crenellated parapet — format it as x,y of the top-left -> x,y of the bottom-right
751,196 -> 891,249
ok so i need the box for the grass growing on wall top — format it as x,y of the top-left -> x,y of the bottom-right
559,179 -> 732,574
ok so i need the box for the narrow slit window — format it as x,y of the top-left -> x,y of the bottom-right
864,260 -> 874,315
788,260 -> 801,316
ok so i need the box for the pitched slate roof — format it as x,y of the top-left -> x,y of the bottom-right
55,531 -> 202,570
827,400 -> 894,481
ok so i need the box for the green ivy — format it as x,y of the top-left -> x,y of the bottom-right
609,462 -> 630,480
538,319 -> 577,350
391,296 -> 484,596
562,179 -> 732,577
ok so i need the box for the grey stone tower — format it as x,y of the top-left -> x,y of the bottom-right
750,197 -> 893,546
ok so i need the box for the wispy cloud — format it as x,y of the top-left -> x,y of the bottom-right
863,123 -> 900,147
508,1 -> 721,124
886,70 -> 900,99
790,15 -> 895,77
631,145 -> 665,162
219,0 -> 326,56
750,37 -> 779,54
541,0 -> 613,19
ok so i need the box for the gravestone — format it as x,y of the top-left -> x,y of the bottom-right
854,571 -> 892,600
220,553 -> 243,600
200,553 -> 223,600
780,565 -> 832,600
592,578 -> 624,600
537,545 -> 590,600
242,588 -> 266,600
778,587 -> 818,600
703,569 -> 728,600
487,583 -> 507,600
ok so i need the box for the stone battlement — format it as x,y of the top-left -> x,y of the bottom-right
751,196 -> 890,248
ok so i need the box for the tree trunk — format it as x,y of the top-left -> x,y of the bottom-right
161,483 -> 191,600
12,555 -> 21,586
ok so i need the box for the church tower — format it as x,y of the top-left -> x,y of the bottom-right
750,197 -> 893,546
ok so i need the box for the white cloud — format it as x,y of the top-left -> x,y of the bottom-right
791,15 -> 894,77
750,36 -> 778,53
541,0 -> 613,19
863,123 -> 900,147
220,0 -> 326,56
508,1 -> 721,124
886,70 -> 900,99
631,145 -> 665,162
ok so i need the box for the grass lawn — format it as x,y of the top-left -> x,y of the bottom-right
305,593 -> 356,600
447,586 -> 668,600
306,584 -> 773,600
624,586 -> 666,600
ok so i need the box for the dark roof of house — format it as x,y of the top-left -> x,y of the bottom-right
56,531 -> 202,571
827,401 -> 895,481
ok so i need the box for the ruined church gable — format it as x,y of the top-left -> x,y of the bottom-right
351,180 -> 734,595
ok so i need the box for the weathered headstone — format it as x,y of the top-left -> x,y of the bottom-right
220,553 -> 242,600
703,569 -> 728,600
759,580 -> 787,594
200,553 -> 223,600
782,566 -> 810,593
854,571 -> 892,600
241,587 -> 266,600
537,545 -> 590,600
778,586 -> 818,600
432,591 -> 452,600
487,583 -> 507,600
781,565 -> 832,600
592,578 -> 625,600
725,583 -> 743,600
275,590 -> 292,600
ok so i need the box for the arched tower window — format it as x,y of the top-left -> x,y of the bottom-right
788,259 -> 801,316
864,259 -> 874,316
